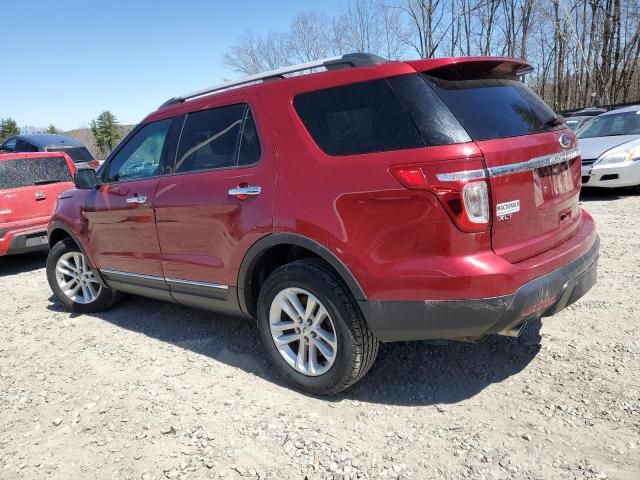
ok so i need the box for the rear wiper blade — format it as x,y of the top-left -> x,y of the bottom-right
34,179 -> 62,186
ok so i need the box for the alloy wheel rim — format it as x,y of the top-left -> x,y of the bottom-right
55,252 -> 102,304
269,287 -> 338,376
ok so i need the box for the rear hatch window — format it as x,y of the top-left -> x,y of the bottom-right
0,156 -> 72,190
46,146 -> 95,163
421,70 -> 563,140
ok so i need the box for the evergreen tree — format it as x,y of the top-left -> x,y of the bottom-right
90,111 -> 122,157
0,118 -> 20,142
47,124 -> 59,134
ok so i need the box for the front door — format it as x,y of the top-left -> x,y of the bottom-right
154,101 -> 276,308
84,119 -> 172,278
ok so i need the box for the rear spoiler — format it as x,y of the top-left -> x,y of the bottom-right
407,57 -> 534,77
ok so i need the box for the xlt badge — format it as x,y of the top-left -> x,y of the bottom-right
497,200 -> 520,221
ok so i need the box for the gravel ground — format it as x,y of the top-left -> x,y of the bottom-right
1,189 -> 639,480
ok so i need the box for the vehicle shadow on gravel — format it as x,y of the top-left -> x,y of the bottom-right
0,250 -> 48,277
47,294 -> 542,407
580,187 -> 637,202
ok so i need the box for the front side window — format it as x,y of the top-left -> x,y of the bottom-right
577,111 -> 640,139
106,119 -> 171,182
2,138 -> 17,152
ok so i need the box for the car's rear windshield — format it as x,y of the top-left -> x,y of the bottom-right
576,111 -> 640,138
0,156 -> 72,190
421,69 -> 562,141
46,146 -> 95,163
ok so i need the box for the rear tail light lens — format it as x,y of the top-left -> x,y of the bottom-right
88,161 -> 100,168
462,181 -> 489,224
390,164 -> 491,232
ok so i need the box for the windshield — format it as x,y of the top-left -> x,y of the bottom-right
46,146 -> 95,163
0,156 -> 72,190
577,111 -> 640,139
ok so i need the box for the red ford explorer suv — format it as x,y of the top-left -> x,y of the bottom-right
46,54 -> 599,394
1,152 -> 76,256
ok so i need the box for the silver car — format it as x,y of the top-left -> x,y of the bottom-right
578,105 -> 640,189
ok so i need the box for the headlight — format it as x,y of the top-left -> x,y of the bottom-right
596,145 -> 640,166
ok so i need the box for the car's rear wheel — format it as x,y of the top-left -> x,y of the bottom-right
257,258 -> 378,394
47,239 -> 120,313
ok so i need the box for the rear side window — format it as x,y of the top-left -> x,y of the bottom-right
0,157 -> 71,190
294,79 -> 424,156
422,70 -> 560,141
175,103 -> 260,174
47,146 -> 95,163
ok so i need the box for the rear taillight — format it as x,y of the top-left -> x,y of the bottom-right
390,163 -> 491,232
88,161 -> 100,168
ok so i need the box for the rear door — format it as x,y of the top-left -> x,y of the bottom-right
0,154 -> 75,223
421,66 -> 581,263
154,99 -> 276,302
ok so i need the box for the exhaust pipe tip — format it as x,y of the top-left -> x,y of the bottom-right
497,321 -> 527,337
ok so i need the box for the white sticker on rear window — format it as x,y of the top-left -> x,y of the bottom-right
496,200 -> 520,216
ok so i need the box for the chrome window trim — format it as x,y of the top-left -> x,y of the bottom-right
436,148 -> 580,182
100,269 -> 228,290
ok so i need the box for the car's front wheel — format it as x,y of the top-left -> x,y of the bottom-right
47,238 -> 120,313
257,258 -> 378,394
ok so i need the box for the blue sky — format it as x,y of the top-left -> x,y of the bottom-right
0,0 -> 343,130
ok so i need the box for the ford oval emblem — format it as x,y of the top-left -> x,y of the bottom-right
559,134 -> 571,149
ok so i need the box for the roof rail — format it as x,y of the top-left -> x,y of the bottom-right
158,53 -> 386,109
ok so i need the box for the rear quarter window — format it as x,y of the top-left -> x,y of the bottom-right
0,157 -> 72,190
293,79 -> 425,156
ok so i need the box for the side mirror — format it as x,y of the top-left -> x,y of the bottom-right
74,168 -> 99,189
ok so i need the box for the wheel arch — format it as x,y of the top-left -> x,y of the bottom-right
48,222 -> 108,287
238,233 -> 366,318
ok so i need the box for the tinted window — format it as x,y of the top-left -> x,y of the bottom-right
15,140 -> 39,152
294,79 -> 425,156
2,138 -> 17,152
107,119 -> 171,182
47,146 -> 95,163
577,111 -> 640,138
175,104 -> 246,173
422,70 -> 560,141
0,156 -> 71,190
238,108 -> 261,166
387,75 -> 471,146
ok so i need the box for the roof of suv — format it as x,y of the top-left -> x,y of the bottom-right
9,133 -> 85,148
148,54 -> 532,123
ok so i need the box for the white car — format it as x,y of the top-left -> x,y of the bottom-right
578,105 -> 640,190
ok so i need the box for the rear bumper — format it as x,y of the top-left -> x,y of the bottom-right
0,226 -> 49,256
360,234 -> 599,342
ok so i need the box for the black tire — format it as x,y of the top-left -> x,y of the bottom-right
46,238 -> 121,313
257,258 -> 378,395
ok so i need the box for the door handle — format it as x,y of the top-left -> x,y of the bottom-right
228,186 -> 261,198
126,195 -> 147,204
